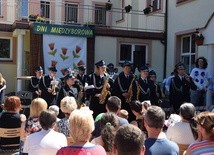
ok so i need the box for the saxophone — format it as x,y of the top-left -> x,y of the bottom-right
126,76 -> 135,103
77,81 -> 86,108
51,76 -> 57,95
99,76 -> 111,104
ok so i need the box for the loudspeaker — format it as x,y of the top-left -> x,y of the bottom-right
16,91 -> 33,118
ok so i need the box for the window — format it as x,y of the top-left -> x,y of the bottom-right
17,0 -> 28,18
95,5 -> 106,25
65,3 -> 78,23
147,0 -> 161,12
41,1 -> 50,19
0,38 -> 12,61
120,44 -> 132,61
22,0 -> 28,17
119,44 -> 147,69
181,35 -> 196,73
152,0 -> 161,11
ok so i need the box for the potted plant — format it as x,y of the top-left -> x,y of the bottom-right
125,5 -> 132,13
36,16 -> 45,22
143,7 -> 151,15
195,33 -> 204,46
105,1 -> 112,11
29,14 -> 37,21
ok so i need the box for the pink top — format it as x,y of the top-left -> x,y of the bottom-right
56,144 -> 107,155
188,139 -> 214,155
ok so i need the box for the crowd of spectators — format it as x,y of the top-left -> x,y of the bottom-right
0,96 -> 214,155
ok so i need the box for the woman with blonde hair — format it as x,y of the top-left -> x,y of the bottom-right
186,111 -> 214,155
24,98 -> 48,135
57,108 -> 106,155
55,96 -> 77,137
0,73 -> 6,105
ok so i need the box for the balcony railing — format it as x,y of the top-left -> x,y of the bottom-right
1,0 -> 165,33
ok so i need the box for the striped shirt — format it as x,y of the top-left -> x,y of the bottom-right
188,140 -> 214,155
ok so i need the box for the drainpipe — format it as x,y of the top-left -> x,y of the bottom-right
163,0 -> 168,79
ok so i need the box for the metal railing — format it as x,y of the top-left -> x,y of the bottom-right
2,0 -> 165,32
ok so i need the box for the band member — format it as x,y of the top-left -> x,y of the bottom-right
169,62 -> 197,113
57,73 -> 83,108
87,60 -> 113,119
39,66 -> 61,107
112,60 -> 137,122
76,65 -> 88,86
60,68 -> 71,87
28,66 -> 43,99
149,70 -> 163,106
136,66 -> 156,104
106,63 -> 118,82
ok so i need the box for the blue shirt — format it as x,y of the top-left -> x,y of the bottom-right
145,138 -> 179,155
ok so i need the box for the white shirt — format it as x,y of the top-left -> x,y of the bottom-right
166,121 -> 196,145
23,129 -> 67,155
190,68 -> 210,89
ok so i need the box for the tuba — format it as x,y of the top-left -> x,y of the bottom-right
99,76 -> 111,104
126,75 -> 135,103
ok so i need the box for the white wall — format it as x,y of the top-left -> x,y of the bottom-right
95,36 -> 164,82
150,40 -> 164,81
95,36 -> 117,67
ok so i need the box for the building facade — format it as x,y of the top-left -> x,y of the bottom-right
0,0 -> 165,94
167,0 -> 214,105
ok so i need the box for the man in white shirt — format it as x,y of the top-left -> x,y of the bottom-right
23,110 -> 67,155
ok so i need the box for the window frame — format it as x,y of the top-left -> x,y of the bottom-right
94,4 -> 106,25
0,37 -> 13,61
64,2 -> 79,24
119,43 -> 148,64
180,34 -> 196,73
151,0 -> 161,12
147,0 -> 162,13
40,1 -> 50,19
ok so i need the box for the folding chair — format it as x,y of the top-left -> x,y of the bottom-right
0,127 -> 21,152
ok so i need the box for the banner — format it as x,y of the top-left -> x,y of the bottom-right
43,34 -> 87,78
34,23 -> 94,38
